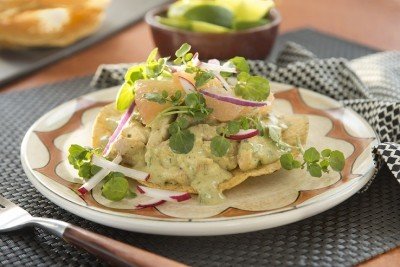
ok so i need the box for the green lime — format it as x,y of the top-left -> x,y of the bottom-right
190,20 -> 231,33
156,16 -> 191,30
183,5 -> 234,28
235,0 -> 275,22
167,0 -> 208,18
234,19 -> 269,30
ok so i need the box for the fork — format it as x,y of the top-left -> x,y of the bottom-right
0,195 -> 186,267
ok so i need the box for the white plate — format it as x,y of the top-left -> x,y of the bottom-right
21,82 -> 378,236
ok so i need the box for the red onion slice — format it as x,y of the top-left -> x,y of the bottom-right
227,129 -> 259,140
136,198 -> 166,209
192,52 -> 200,66
78,155 -> 123,195
178,75 -> 196,93
200,90 -> 271,107
92,155 -> 149,181
137,185 -> 191,202
103,101 -> 136,156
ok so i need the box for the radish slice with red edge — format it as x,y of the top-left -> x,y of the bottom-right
178,75 -> 196,93
102,101 -> 136,156
137,185 -> 191,202
227,129 -> 259,140
92,155 -> 149,181
200,90 -> 270,107
78,154 -> 123,195
135,198 -> 166,209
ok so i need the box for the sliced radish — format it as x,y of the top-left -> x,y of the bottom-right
178,75 -> 196,93
92,155 -> 149,181
78,155 -> 123,195
199,90 -> 270,107
208,59 -> 220,65
227,129 -> 259,140
137,185 -> 191,202
135,198 -> 166,209
103,102 -> 136,156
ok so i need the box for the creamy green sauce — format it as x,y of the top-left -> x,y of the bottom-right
108,116 -> 285,205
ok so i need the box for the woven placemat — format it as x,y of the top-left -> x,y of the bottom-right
1,29 -> 399,267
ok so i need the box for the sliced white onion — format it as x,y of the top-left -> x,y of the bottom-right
178,75 -> 196,93
200,90 -> 271,107
208,59 -> 220,65
214,72 -> 232,91
137,185 -> 191,202
227,129 -> 259,141
92,155 -> 149,181
192,52 -> 200,66
102,102 -> 136,156
135,198 -> 166,209
199,62 -> 236,73
78,155 -> 123,195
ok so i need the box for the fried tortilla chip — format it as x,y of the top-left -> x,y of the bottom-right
92,104 -> 309,193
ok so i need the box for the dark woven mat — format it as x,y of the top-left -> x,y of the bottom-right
1,29 -> 398,267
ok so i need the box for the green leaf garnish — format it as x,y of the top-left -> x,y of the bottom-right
210,136 -> 230,157
329,150 -> 345,171
303,147 -> 320,163
235,72 -> 270,101
169,129 -> 195,154
68,144 -> 100,179
194,69 -> 215,87
229,56 -> 250,73
280,146 -> 345,177
116,82 -> 135,111
175,43 -> 191,58
101,172 -> 129,201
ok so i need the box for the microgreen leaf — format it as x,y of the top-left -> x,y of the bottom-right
210,136 -> 230,157
235,72 -> 270,101
280,153 -> 295,170
144,92 -> 167,104
303,147 -> 320,163
226,121 -> 241,135
321,149 -> 331,158
229,56 -> 250,73
68,144 -> 101,179
101,172 -> 129,201
308,163 -> 322,177
175,43 -> 191,58
194,70 -> 214,87
329,150 -> 345,171
169,129 -> 195,154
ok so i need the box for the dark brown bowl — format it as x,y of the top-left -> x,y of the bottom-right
145,5 -> 281,60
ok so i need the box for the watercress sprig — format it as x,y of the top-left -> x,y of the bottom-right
280,146 -> 345,177
168,117 -> 195,154
68,144 -> 135,201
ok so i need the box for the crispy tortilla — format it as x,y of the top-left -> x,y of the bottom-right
92,104 -> 309,193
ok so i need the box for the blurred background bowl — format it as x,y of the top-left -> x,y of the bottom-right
145,4 -> 281,60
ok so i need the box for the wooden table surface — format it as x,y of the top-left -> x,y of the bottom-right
1,0 -> 400,266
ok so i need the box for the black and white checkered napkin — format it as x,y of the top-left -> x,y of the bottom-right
91,43 -> 400,183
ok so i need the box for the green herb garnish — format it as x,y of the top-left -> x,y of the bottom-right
235,72 -> 270,101
116,48 -> 170,111
168,117 -> 195,154
68,144 -> 101,179
101,172 -> 129,201
280,147 -> 345,177
210,135 -> 231,157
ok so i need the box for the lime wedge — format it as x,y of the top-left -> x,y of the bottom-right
167,0 -> 209,18
234,19 -> 269,30
156,16 -> 191,30
235,0 -> 275,22
191,20 -> 231,33
183,5 -> 234,28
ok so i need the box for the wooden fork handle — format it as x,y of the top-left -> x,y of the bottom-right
63,225 -> 186,267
